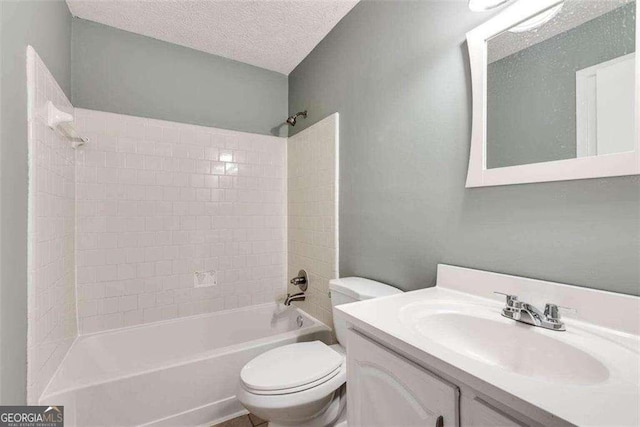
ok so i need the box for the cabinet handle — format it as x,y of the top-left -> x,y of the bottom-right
435,415 -> 444,427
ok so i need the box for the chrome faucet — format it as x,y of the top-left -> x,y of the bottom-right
284,292 -> 306,306
494,292 -> 573,331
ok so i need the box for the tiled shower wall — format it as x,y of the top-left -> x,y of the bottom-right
26,47 -> 78,402
74,109 -> 286,333
287,114 -> 338,329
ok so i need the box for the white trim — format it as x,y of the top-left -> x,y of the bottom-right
466,0 -> 640,187
284,127 -> 288,301
26,45 -> 37,403
334,113 -> 340,278
576,53 -> 636,158
575,66 -> 598,158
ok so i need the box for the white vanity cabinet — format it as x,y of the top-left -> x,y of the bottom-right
337,265 -> 640,427
347,329 -> 459,427
347,329 -> 534,427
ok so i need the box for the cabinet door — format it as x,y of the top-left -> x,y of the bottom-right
347,329 -> 459,427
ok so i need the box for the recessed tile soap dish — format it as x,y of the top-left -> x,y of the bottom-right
46,101 -> 88,149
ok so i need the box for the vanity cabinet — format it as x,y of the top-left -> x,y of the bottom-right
347,329 -> 459,427
347,328 -> 535,427
338,264 -> 639,426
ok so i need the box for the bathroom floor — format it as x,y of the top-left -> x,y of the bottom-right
212,413 -> 267,427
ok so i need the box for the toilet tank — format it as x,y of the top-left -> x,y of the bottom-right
329,277 -> 402,347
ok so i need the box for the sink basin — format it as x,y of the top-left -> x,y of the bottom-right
401,304 -> 610,385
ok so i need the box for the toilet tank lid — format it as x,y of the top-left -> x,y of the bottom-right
329,277 -> 402,301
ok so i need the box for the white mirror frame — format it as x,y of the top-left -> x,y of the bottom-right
466,0 -> 640,188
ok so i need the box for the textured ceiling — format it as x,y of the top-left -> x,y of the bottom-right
66,0 -> 359,75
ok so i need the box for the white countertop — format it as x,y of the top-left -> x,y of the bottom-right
336,270 -> 640,427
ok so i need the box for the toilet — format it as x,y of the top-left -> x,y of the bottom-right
237,277 -> 402,427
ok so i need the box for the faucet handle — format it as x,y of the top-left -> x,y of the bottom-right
544,303 -> 576,321
493,291 -> 519,308
290,270 -> 308,291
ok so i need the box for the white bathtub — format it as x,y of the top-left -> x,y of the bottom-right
40,304 -> 331,427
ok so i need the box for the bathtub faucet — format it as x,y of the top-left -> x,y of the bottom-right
290,270 -> 308,291
284,292 -> 306,306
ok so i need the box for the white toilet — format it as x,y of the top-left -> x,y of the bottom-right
237,277 -> 402,427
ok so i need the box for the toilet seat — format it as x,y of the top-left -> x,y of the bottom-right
237,361 -> 346,410
243,364 -> 343,395
241,341 -> 343,395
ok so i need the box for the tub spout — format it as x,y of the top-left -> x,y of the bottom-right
284,292 -> 306,306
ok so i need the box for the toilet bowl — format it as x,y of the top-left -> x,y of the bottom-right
238,342 -> 346,427
237,277 -> 402,426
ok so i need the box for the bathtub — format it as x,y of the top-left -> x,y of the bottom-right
40,304 -> 331,427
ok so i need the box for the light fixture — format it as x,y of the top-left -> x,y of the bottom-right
468,0 -> 510,12
509,3 -> 564,33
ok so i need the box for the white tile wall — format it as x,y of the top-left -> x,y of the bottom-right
74,109 -> 286,333
287,114 -> 339,329
26,47 -> 78,402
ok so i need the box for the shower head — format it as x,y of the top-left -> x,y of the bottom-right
286,110 -> 308,126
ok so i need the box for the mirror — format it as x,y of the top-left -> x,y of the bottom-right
466,0 -> 639,187
487,0 -> 635,169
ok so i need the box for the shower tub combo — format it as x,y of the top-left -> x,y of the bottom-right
40,304 -> 330,427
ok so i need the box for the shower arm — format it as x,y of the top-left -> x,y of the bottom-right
286,110 -> 308,126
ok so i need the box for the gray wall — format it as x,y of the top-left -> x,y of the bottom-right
487,3 -> 636,169
71,19 -> 288,137
288,0 -> 640,296
0,0 -> 72,404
